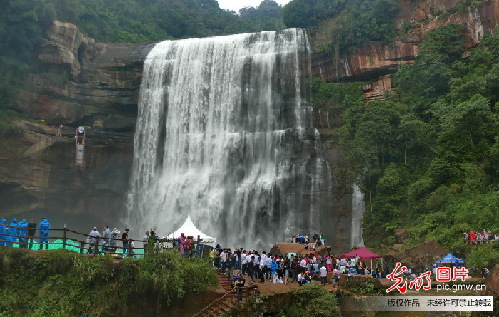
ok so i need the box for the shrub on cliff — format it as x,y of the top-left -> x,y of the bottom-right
0,248 -> 217,317
314,26 -> 498,252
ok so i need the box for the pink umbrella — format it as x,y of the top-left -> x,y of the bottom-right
341,246 -> 381,271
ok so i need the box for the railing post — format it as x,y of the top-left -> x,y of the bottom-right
63,224 -> 67,250
80,241 -> 84,254
196,235 -> 201,258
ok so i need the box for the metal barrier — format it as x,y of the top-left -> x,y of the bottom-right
0,227 -> 209,259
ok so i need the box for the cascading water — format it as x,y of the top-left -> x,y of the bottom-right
351,184 -> 365,248
126,29 -> 332,250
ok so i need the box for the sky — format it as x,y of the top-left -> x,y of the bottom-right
217,0 -> 292,12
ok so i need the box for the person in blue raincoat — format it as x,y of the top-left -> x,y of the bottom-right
271,258 -> 278,275
6,218 -> 18,247
39,218 -> 51,250
18,219 -> 28,248
0,218 -> 6,246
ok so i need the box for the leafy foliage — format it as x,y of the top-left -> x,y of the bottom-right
288,285 -> 341,317
238,0 -> 286,32
319,25 -> 499,259
0,0 -> 286,119
0,248 -> 217,317
283,0 -> 399,52
222,284 -> 341,317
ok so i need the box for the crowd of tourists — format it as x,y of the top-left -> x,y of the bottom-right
210,246 -> 333,301
86,226 -> 129,255
0,217 -> 139,257
464,230 -> 498,244
0,217 -> 51,249
208,242 -> 385,294
290,233 -> 326,251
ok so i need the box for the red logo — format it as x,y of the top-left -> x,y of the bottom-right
387,262 -> 432,294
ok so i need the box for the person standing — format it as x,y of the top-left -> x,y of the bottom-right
333,268 -> 340,285
220,249 -> 227,273
248,256 -> 255,283
320,264 -> 328,285
6,218 -> 18,247
121,229 -> 129,256
142,231 -> 150,254
227,254 -> 235,282
39,218 -> 50,250
320,233 -> 326,246
18,219 -> 28,248
326,256 -> 333,272
184,236 -> 193,256
102,226 -> 113,252
75,126 -> 85,145
179,233 -> 186,255
235,248 -> 242,270
110,228 -> 120,251
0,218 -> 6,246
209,247 -> 215,266
88,227 -> 101,255
27,219 -> 37,249
241,251 -> 248,274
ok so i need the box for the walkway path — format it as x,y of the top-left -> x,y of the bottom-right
193,271 -> 254,317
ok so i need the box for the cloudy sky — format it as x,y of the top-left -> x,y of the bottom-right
217,0 -> 292,12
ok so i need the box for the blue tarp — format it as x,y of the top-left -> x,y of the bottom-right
435,253 -> 465,266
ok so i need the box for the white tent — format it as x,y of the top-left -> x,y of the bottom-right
168,215 -> 216,244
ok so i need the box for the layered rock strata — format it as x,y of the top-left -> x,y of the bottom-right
312,0 -> 499,83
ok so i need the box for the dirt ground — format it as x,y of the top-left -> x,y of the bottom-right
270,243 -> 329,257
254,279 -> 339,296
220,271 -> 340,296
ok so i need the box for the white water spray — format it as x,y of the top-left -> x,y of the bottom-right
126,29 -> 332,250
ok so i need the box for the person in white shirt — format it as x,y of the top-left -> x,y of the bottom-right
320,265 -> 328,285
297,272 -> 305,286
220,249 -> 227,273
241,251 -> 248,274
260,252 -> 268,280
299,258 -> 307,274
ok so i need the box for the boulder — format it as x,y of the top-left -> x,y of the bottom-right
485,264 -> 499,294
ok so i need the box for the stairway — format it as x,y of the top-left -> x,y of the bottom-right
193,271 -> 241,317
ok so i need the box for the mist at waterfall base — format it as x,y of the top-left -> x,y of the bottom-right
126,29 -> 333,251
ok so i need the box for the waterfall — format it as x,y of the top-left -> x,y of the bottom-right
351,184 -> 365,248
126,29 -> 332,250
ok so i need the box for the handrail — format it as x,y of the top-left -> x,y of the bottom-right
192,288 -> 235,317
0,225 -> 207,258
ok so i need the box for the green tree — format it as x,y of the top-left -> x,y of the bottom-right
329,26 -> 499,248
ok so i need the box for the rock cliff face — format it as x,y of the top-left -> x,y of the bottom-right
2,0 -> 498,246
312,0 -> 499,83
16,21 -> 153,127
1,22 -> 153,234
0,121 -> 134,233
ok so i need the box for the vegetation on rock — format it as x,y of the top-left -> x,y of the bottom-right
222,284 -> 341,317
0,248 -> 217,317
0,0 -> 285,124
313,25 -> 499,263
283,0 -> 399,52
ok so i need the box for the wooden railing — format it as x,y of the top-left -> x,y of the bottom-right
0,228 -> 208,258
192,285 -> 259,317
